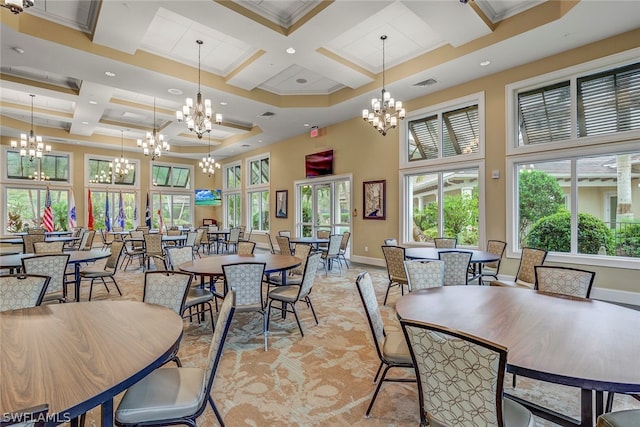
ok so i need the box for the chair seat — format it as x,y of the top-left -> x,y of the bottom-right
267,274 -> 302,286
115,367 -> 205,425
186,287 -> 214,305
382,330 -> 412,364
79,268 -> 110,278
504,397 -> 536,427
490,279 -> 534,289
597,409 -> 640,427
42,291 -> 65,303
268,285 -> 301,303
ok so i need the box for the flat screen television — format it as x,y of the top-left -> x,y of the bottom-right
195,189 -> 221,206
305,149 -> 334,178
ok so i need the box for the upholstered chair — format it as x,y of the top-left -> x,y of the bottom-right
597,409 -> 640,427
534,265 -> 595,298
33,241 -> 64,254
22,234 -> 45,254
237,241 -> 256,255
321,234 -> 343,275
434,237 -> 457,248
438,250 -> 473,286
475,240 -> 507,285
121,231 -> 145,270
21,254 -> 70,303
404,260 -> 444,291
337,232 -> 351,269
276,235 -> 292,255
79,240 -> 125,300
0,274 -> 50,311
491,247 -> 548,289
223,227 -> 241,253
143,233 -> 166,270
267,243 -> 312,286
381,245 -> 408,305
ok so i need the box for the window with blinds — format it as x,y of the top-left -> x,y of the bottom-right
518,81 -> 571,146
577,62 -> 640,137
407,104 -> 479,162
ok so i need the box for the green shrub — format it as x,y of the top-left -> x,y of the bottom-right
616,222 -> 640,257
526,212 -> 614,255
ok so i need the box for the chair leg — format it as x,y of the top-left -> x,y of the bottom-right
111,277 -> 122,296
208,396 -> 225,427
372,361 -> 384,384
365,364 -> 392,417
290,303 -> 304,337
383,282 -> 393,306
89,278 -> 95,301
305,296 -> 319,325
262,311 -> 268,351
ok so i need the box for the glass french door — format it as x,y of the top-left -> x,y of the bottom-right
296,175 -> 351,240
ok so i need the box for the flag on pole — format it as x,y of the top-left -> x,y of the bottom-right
117,191 -> 126,228
157,196 -> 164,233
145,192 -> 151,228
68,191 -> 77,231
88,189 -> 94,230
105,190 -> 111,232
133,203 -> 138,228
42,187 -> 54,232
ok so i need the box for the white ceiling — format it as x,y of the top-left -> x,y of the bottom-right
1,0 -> 639,160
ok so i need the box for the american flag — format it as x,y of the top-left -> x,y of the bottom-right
43,187 -> 54,232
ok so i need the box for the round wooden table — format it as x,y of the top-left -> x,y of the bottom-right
0,250 -> 111,301
0,301 -> 183,427
289,237 -> 329,250
0,236 -> 80,245
395,286 -> 640,427
405,247 -> 500,284
179,253 -> 301,283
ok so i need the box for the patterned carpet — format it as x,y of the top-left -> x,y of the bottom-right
72,251 -> 639,427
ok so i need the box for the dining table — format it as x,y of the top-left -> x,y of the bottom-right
404,247 -> 500,283
289,236 -> 330,250
0,301 -> 183,427
0,250 -> 111,302
395,286 -> 640,427
0,236 -> 81,246
205,229 -> 231,254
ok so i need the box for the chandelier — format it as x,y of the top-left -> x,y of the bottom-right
10,94 -> 51,161
199,134 -> 220,177
1,0 -> 34,14
89,170 -> 110,184
176,40 -> 222,139
362,35 -> 406,136
111,130 -> 134,179
137,98 -> 169,160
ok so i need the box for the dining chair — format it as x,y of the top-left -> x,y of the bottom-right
121,231 -> 145,270
142,270 -> 193,366
22,234 -> 45,253
0,274 -> 50,312
354,272 -> 414,417
115,290 -> 236,427
267,252 -> 322,339
193,228 -> 206,257
596,409 -> 640,427
383,238 -> 398,246
534,265 -> 595,298
403,259 -> 444,291
165,246 -> 216,332
143,233 -> 166,270
135,225 -> 150,234
400,318 -> 535,427
316,229 -> 330,251
79,240 -> 125,300
474,240 -> 507,285
491,247 -> 548,289
266,243 -> 312,286
223,262 -> 268,350
434,236 -> 457,248
321,234 -> 343,275
278,230 -> 291,238
21,254 -> 70,303
223,227 -> 241,253
33,241 -> 64,254
265,232 -> 277,254
337,231 -> 351,269
381,245 -> 409,305
65,228 -> 87,251
438,250 -> 473,286
1,403 -> 49,427
184,231 -> 200,257
79,230 -> 96,250
27,227 -> 46,235
237,241 -> 256,255
276,235 -> 292,255
99,229 -> 115,250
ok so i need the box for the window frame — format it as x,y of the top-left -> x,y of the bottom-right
85,154 -> 140,188
222,161 -> 242,229
150,162 -> 191,189
245,154 -> 270,232
3,146 -> 72,183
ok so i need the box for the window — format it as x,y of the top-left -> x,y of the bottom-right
6,151 -> 69,182
507,52 -> 640,266
225,193 -> 241,228
87,157 -> 138,186
225,163 -> 241,189
246,155 -> 270,231
152,164 -> 190,188
401,94 -> 485,247
88,190 -> 137,230
150,192 -> 193,229
223,162 -> 242,228
5,187 -> 69,232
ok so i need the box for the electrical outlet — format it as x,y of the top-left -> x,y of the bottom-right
364,246 -> 368,252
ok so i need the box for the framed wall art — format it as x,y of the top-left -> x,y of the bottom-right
276,190 -> 288,218
363,180 -> 386,220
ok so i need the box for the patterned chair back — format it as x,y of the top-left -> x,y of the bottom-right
143,271 -> 193,314
0,274 -> 51,311
237,241 -> 256,255
404,260 -> 444,291
534,266 -> 595,298
227,227 -> 241,244
265,233 -> 277,254
21,254 -> 70,296
516,247 -> 548,286
355,272 -> 385,357
400,319 -> 508,427
23,234 -> 45,253
339,232 -> 351,252
143,233 -> 164,257
278,230 -> 291,238
317,230 -> 330,239
484,240 -> 507,271
79,230 -> 96,250
223,262 -> 266,312
203,291 -> 236,400
290,243 -> 312,276
325,234 -> 342,257
276,235 -> 292,255
384,238 -> 398,246
185,231 -> 198,246
434,237 -> 457,248
128,230 -> 145,250
33,241 -> 64,253
438,251 -> 472,286
165,246 -> 193,270
381,245 -> 407,284
298,252 -> 322,299
105,241 -> 125,271
27,228 -> 46,235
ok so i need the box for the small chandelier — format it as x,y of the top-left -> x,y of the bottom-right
31,171 -> 50,181
176,40 -> 222,139
199,134 -> 220,177
137,98 -> 169,160
89,170 -> 110,184
10,94 -> 51,162
1,0 -> 34,14
362,35 -> 406,136
111,130 -> 134,179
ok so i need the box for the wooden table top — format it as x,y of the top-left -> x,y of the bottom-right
0,301 -> 183,420
395,286 -> 640,393
289,237 -> 330,245
0,236 -> 81,245
0,249 -> 111,269
404,247 -> 500,263
179,253 -> 301,276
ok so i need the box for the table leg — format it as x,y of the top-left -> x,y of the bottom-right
580,389 -> 593,427
101,398 -> 114,427
75,263 -> 81,302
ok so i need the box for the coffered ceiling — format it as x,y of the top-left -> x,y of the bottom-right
1,0 -> 639,160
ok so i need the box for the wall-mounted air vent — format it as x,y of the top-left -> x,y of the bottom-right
413,78 -> 438,87
259,111 -> 275,118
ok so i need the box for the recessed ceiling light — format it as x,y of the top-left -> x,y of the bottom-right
89,100 -> 97,105
81,121 -> 89,125
296,78 -> 307,84
480,60 -> 491,67
13,47 -> 25,54
168,88 -> 183,95
104,71 -> 116,77
303,123 -> 310,127
286,47 -> 296,54
258,139 -> 263,143
219,101 -> 228,106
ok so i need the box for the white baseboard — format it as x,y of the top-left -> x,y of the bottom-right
591,287 -> 640,306
350,255 -> 386,268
